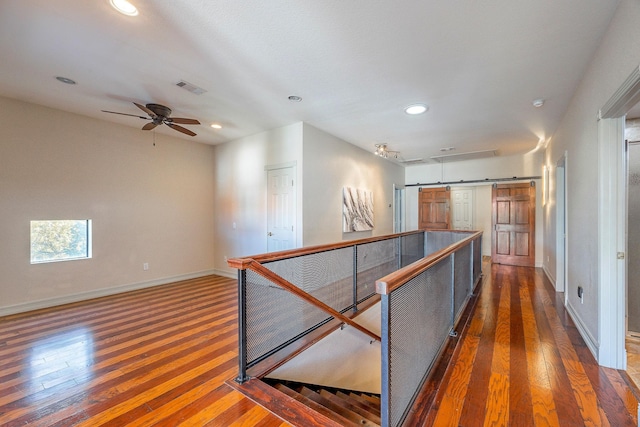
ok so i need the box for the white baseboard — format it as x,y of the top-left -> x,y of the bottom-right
213,268 -> 236,279
0,269 -> 218,317
542,265 -> 556,288
565,300 -> 599,361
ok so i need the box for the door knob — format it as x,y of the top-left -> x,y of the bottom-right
267,232 -> 273,236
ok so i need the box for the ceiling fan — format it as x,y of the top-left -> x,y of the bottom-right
101,102 -> 201,136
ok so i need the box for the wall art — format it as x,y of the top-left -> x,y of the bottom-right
343,187 -> 374,232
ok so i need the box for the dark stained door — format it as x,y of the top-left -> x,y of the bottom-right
419,187 -> 450,229
492,183 -> 535,266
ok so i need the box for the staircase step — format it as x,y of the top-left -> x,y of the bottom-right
336,390 -> 381,413
319,389 -> 381,425
359,392 -> 381,406
273,383 -> 361,427
300,386 -> 380,427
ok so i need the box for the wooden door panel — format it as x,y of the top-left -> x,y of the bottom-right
496,201 -> 510,224
492,183 -> 535,266
434,201 -> 448,223
496,232 -> 510,255
419,187 -> 450,229
515,232 -> 530,256
515,201 -> 529,224
512,187 -> 530,196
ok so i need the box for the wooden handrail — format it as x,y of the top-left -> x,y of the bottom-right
376,231 -> 482,295
227,230 -> 425,269
244,260 -> 381,343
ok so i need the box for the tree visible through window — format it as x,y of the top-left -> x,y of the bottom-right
30,220 -> 92,263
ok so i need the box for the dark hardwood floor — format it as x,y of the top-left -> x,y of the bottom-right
1,264 -> 638,426
419,264 -> 639,426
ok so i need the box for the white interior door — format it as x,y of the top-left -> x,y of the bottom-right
267,167 -> 296,252
451,188 -> 474,230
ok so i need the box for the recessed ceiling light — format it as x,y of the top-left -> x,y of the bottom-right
288,95 -> 302,102
532,98 -> 545,108
110,0 -> 139,16
210,124 -> 222,129
55,76 -> 76,85
405,103 -> 428,115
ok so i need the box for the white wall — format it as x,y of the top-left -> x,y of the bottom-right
543,0 -> 640,356
301,123 -> 405,245
213,123 -> 303,275
0,97 -> 216,315
404,151 -> 543,260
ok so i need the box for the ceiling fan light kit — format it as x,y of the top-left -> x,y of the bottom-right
101,102 -> 201,136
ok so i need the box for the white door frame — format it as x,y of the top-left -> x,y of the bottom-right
597,66 -> 640,368
555,154 -> 567,294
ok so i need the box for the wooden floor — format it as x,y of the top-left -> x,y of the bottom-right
420,263 -> 639,426
0,276 -> 287,426
0,265 -> 638,426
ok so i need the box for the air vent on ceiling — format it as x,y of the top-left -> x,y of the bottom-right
176,80 -> 207,95
430,149 -> 497,163
400,158 -> 425,165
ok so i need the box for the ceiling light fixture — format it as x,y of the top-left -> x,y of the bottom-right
374,144 -> 400,159
404,103 -> 428,115
532,98 -> 545,108
288,95 -> 302,102
210,123 -> 222,129
110,0 -> 139,16
55,76 -> 76,85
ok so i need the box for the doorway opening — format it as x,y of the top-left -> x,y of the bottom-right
556,155 -> 567,294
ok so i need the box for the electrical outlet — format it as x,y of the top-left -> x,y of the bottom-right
143,263 -> 149,271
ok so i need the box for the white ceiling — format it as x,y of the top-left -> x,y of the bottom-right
0,0 -> 620,163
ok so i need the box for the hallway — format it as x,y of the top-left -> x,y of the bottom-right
416,264 -> 639,426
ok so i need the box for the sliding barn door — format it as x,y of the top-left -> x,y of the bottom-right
419,187 -> 450,230
492,183 -> 535,266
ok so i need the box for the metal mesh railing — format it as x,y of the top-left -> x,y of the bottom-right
400,232 -> 424,267
263,247 -> 354,311
473,235 -> 483,286
382,257 -> 453,427
232,229 -> 482,427
453,244 -> 472,321
234,231 -> 427,374
356,239 -> 399,302
379,230 -> 482,427
245,269 -> 334,363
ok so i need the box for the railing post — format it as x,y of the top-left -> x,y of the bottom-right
397,236 -> 402,270
380,294 -> 391,427
235,269 -> 249,383
470,239 -> 475,296
449,252 -> 458,338
353,245 -> 358,312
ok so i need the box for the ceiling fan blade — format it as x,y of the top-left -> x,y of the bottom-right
167,117 -> 201,125
166,122 -> 197,136
142,122 -> 158,131
134,102 -> 156,118
101,110 -> 149,120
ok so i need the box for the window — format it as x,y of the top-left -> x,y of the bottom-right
30,220 -> 92,264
